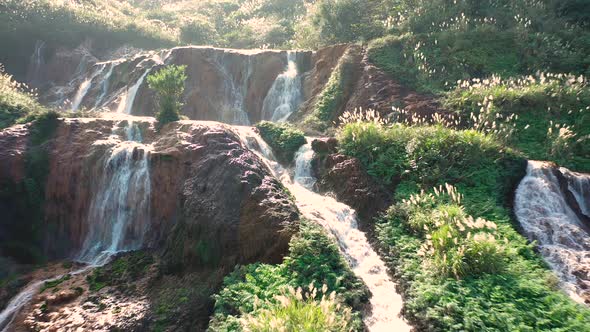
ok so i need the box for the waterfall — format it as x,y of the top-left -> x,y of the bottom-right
213,54 -> 251,125
234,127 -> 411,331
560,167 -> 590,218
93,62 -> 117,109
0,121 -> 152,330
27,40 -> 46,85
77,136 -> 151,266
515,161 -> 590,303
117,68 -> 152,115
70,64 -> 106,112
261,52 -> 303,122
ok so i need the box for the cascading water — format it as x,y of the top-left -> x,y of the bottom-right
78,123 -> 151,266
27,40 -> 46,85
261,52 -> 303,122
70,63 -> 106,112
93,61 -> 118,109
515,161 -> 590,303
560,167 -> 590,218
213,54 -> 252,125
117,68 -> 152,115
234,127 -> 411,332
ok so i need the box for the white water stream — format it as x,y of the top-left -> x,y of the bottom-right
515,161 -> 590,303
213,54 -> 252,125
117,68 -> 152,115
261,52 -> 303,122
234,127 -> 410,331
71,63 -> 106,112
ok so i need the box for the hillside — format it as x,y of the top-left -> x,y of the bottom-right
0,0 -> 589,331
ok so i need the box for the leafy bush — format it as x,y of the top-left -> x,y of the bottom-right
256,121 -> 306,164
394,185 -> 508,279
209,221 -> 367,331
147,65 -> 187,129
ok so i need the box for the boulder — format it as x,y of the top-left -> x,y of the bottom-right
312,153 -> 392,232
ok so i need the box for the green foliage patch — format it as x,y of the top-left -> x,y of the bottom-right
256,121 -> 306,164
147,64 -> 187,129
444,74 -> 590,172
209,220 -> 368,331
303,47 -> 360,132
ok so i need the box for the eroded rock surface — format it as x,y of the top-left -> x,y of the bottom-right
311,139 -> 392,232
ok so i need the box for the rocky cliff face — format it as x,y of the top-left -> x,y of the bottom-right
0,115 -> 299,268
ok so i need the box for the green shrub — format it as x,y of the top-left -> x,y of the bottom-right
147,65 -> 187,129
0,66 -> 48,130
209,221 -> 367,331
256,121 -> 306,164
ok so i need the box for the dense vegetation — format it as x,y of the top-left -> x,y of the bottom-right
255,121 -> 306,164
209,220 -> 368,331
337,121 -> 590,330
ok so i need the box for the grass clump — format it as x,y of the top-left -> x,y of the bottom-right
209,221 -> 368,332
444,73 -> 590,172
256,121 -> 306,164
240,285 -> 353,332
40,274 -> 71,293
0,65 -> 49,130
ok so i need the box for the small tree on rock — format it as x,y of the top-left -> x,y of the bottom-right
147,64 -> 187,128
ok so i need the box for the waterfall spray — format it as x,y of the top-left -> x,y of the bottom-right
117,68 -> 152,115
